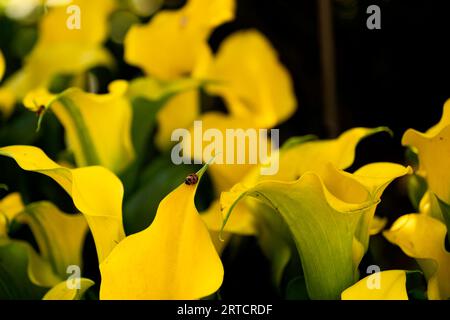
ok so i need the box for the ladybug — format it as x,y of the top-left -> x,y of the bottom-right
184,173 -> 199,185
36,105 -> 45,117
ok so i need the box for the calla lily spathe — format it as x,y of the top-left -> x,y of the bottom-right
23,81 -> 135,173
384,214 -> 450,300
124,0 -> 235,80
0,0 -> 115,117
100,165 -> 224,300
341,270 -> 408,300
0,146 -> 224,299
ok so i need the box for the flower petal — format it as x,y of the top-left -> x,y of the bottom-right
0,192 -> 25,237
0,145 -> 125,263
124,0 -> 235,79
202,30 -> 296,127
43,278 -> 94,300
402,100 -> 450,204
16,201 -> 88,278
341,270 -> 408,300
384,214 -> 450,300
100,165 -> 223,299
25,81 -> 135,173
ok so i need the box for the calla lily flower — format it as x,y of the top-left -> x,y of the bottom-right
0,146 -> 224,299
341,270 -> 408,300
384,214 -> 450,300
217,127 -> 411,299
0,145 -> 125,263
0,193 -> 91,299
198,30 -> 297,128
124,0 -> 235,80
213,127 -> 396,285
100,165 -> 224,300
0,0 -> 115,115
23,81 -> 134,173
220,161 -> 411,300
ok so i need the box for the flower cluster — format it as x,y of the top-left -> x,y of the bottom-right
0,0 -> 448,300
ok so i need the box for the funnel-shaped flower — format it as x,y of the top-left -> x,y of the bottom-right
221,162 -> 411,299
0,145 -> 125,263
24,81 -> 134,173
384,214 -> 450,300
0,0 -> 115,116
199,30 -> 296,128
124,0 -> 235,80
402,100 -> 450,208
100,165 -> 224,299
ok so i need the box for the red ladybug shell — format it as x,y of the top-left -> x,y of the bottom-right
184,173 -> 199,185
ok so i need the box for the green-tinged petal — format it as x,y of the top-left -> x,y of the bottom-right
221,169 -> 373,300
202,30 -> 296,127
100,165 -> 224,299
0,192 -> 25,237
221,162 -> 409,299
124,0 -> 235,79
43,278 -> 94,300
25,81 -> 134,173
0,239 -> 59,299
15,201 -> 88,277
402,100 -> 450,203
341,270 -> 408,300
0,145 -> 125,263
384,214 -> 450,300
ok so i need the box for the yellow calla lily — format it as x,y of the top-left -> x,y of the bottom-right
200,30 -> 297,128
0,145 -> 125,263
100,165 -> 224,300
220,162 -> 410,299
384,214 -> 450,300
124,0 -> 235,79
341,270 -> 408,300
402,100 -> 450,204
0,0 -> 115,114
24,81 -> 134,173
